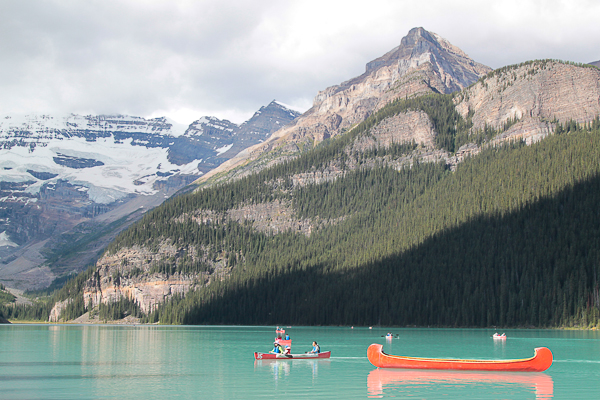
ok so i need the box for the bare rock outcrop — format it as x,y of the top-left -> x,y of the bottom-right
84,277 -> 193,315
48,298 -> 72,322
228,200 -> 316,236
364,110 -> 436,149
455,61 -> 600,144
491,117 -> 555,145
83,244 -> 206,313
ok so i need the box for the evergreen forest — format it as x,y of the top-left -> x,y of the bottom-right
105,107 -> 600,328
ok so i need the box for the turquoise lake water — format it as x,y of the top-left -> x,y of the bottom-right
1,325 -> 599,399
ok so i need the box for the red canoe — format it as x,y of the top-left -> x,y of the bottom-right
254,351 -> 331,360
367,344 -> 552,372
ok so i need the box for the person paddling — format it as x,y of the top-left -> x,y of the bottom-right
309,341 -> 320,354
271,342 -> 284,354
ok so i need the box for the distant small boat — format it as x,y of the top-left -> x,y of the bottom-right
274,327 -> 292,349
254,351 -> 331,360
367,344 -> 553,372
493,333 -> 506,340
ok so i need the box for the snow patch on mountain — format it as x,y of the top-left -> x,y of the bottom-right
274,101 -> 307,114
215,144 -> 234,156
0,231 -> 18,247
1,135 -> 200,203
0,113 -> 188,138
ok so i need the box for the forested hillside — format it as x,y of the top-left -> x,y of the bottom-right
130,122 -> 600,327
71,98 -> 600,328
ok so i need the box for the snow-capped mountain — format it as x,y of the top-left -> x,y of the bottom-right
0,101 -> 301,289
1,114 -> 194,203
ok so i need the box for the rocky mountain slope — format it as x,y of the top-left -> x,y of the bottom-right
198,27 -> 491,184
0,101 -> 300,289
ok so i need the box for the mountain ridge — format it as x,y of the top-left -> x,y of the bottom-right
197,27 -> 491,185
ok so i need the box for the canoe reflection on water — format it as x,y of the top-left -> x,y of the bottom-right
367,368 -> 554,399
255,359 -> 330,382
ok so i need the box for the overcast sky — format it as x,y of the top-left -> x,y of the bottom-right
2,0 -> 599,125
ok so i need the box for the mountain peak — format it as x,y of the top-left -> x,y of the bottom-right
400,26 -> 439,49
238,100 -> 301,137
269,100 -> 304,114
365,27 -> 480,80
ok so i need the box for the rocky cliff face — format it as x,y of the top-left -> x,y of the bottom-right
48,298 -> 72,322
82,243 -> 221,313
0,102 -> 299,290
455,60 -> 600,145
199,27 -> 491,184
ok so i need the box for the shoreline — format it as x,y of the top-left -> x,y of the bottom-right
3,320 -> 599,330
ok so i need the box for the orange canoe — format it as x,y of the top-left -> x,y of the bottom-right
367,344 -> 553,372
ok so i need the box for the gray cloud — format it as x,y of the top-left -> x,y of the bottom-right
1,0 -> 599,125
